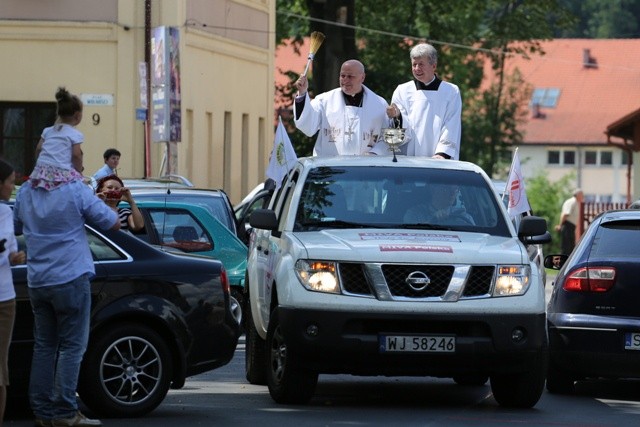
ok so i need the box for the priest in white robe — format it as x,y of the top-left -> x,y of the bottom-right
294,60 -> 389,156
374,43 -> 462,159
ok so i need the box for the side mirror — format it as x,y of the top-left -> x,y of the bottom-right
517,216 -> 552,244
249,209 -> 278,231
544,254 -> 568,270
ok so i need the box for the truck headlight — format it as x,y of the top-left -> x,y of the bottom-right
295,260 -> 340,294
493,265 -> 531,296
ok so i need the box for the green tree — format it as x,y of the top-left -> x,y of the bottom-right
526,170 -> 575,254
556,0 -> 640,38
275,0 -> 575,175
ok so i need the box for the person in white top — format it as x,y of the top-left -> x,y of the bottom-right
555,188 -> 584,255
294,60 -> 389,156
379,43 -> 462,159
30,87 -> 85,191
0,159 -> 26,425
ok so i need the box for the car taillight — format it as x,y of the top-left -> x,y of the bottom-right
563,266 -> 616,292
220,268 -> 230,294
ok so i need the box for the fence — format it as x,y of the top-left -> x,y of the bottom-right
578,201 -> 629,236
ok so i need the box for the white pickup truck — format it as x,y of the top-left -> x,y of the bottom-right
244,156 -> 551,408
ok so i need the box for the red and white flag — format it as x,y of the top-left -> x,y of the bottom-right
506,148 -> 531,218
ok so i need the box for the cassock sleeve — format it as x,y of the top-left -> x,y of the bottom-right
294,93 -> 324,138
434,85 -> 462,160
294,95 -> 305,120
390,85 -> 407,128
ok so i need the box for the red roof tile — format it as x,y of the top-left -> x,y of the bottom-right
495,39 -> 640,145
275,38 -> 640,146
275,39 -> 309,109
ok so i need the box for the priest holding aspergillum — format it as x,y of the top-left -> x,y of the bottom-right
293,60 -> 389,156
378,42 -> 462,160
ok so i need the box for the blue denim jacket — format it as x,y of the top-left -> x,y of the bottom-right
14,180 -> 117,287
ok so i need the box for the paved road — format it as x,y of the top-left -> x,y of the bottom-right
8,273 -> 640,427
7,329 -> 640,427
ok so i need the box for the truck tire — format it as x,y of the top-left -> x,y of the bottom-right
545,361 -> 575,394
245,298 -> 268,385
490,354 -> 546,408
266,308 -> 318,404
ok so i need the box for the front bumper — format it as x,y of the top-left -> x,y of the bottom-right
278,307 -> 547,377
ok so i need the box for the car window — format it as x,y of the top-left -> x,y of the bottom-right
16,234 -> 26,253
246,192 -> 272,219
146,208 -> 213,252
88,230 -> 125,261
15,228 -> 124,261
134,193 -> 235,232
590,221 -> 640,258
276,171 -> 299,230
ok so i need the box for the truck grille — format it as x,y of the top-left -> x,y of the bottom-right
339,263 -> 494,300
382,265 -> 453,297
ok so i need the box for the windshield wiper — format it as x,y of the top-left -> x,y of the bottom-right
301,219 -> 384,229
397,223 -> 454,231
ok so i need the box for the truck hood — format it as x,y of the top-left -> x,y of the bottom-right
292,229 -> 525,265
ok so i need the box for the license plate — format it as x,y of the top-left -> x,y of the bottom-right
624,332 -> 640,350
379,335 -> 455,353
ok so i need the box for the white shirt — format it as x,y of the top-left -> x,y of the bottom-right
0,203 -> 18,302
561,196 -> 580,225
38,123 -> 83,170
294,85 -> 389,156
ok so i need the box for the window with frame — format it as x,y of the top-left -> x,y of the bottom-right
563,151 -> 576,165
622,150 -> 630,165
1,102 -> 56,183
87,229 -> 126,261
547,150 -> 575,165
600,151 -> 612,166
531,88 -> 561,108
585,151 -> 597,165
147,208 -> 213,252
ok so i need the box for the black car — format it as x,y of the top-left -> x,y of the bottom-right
544,209 -> 640,394
9,225 -> 241,417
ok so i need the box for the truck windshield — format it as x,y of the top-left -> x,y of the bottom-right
294,166 -> 510,237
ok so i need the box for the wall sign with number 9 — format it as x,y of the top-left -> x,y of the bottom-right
92,113 -> 100,126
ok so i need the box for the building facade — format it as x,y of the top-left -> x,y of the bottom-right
0,0 -> 274,204
499,39 -> 640,203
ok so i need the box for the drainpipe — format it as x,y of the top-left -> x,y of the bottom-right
144,0 -> 152,177
626,146 -> 632,205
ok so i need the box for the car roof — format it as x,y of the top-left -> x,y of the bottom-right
598,209 -> 640,222
122,175 -> 194,189
295,155 -> 487,173
130,187 -> 226,197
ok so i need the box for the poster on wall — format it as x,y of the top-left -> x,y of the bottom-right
151,26 -> 181,143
